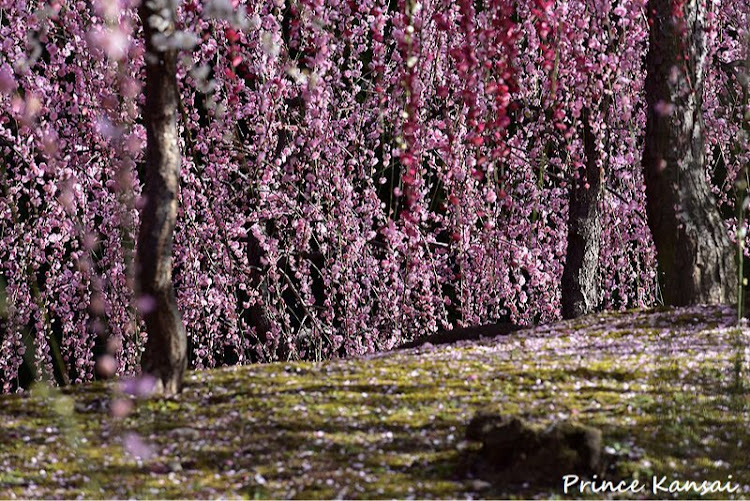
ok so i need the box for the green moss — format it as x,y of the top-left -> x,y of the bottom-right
1,306 -> 749,498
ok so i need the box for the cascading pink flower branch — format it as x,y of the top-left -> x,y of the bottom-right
0,0 -> 748,392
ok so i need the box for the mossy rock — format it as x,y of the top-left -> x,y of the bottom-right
466,413 -> 602,486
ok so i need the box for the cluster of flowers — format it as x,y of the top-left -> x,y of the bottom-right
0,0 -> 747,391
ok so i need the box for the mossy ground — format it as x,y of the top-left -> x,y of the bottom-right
1,305 -> 749,499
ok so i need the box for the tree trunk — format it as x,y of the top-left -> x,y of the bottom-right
561,109 -> 604,319
136,0 -> 187,395
642,0 -> 736,306
243,98 -> 304,361
246,229 -> 273,350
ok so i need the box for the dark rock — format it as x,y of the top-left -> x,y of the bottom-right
398,323 -> 522,349
170,427 -> 202,440
465,412 -> 603,486
74,397 -> 108,414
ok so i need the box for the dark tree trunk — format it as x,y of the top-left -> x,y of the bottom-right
136,0 -> 187,395
246,229 -> 273,349
243,97 -> 306,361
642,0 -> 736,305
561,109 -> 604,319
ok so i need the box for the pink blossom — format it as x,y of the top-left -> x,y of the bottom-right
123,432 -> 155,460
654,100 -> 675,116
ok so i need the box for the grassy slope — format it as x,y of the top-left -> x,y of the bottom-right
1,305 -> 749,499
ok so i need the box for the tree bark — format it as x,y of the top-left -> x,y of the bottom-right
243,97 -> 305,361
561,109 -> 605,319
136,0 -> 187,395
246,229 -> 273,350
642,0 -> 736,305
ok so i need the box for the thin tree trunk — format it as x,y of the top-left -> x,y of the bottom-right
246,229 -> 273,350
561,109 -> 604,319
642,0 -> 735,306
244,97 -> 305,361
137,0 -> 187,395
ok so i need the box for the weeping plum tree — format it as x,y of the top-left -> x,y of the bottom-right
642,0 -> 736,305
557,9 -> 620,320
136,0 -> 188,395
2,0 -> 750,392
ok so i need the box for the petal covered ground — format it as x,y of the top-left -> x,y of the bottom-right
1,305 -> 749,499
